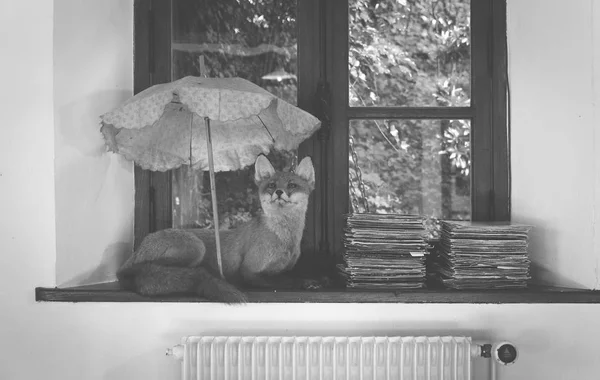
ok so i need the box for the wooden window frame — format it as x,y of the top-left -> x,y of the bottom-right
133,0 -> 510,269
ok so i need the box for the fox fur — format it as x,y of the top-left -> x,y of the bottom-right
117,154 -> 315,304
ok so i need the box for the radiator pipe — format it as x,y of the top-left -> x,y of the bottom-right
166,345 -> 184,361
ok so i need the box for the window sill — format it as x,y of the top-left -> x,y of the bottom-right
35,282 -> 600,304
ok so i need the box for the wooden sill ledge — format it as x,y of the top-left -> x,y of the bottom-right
35,282 -> 600,304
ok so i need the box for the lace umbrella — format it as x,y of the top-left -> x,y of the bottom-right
100,75 -> 321,277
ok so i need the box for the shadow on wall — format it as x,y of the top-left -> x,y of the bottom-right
56,89 -> 133,157
514,215 -> 589,289
60,242 -> 131,287
103,346 -> 180,380
166,315 -> 491,341
55,89 -> 135,288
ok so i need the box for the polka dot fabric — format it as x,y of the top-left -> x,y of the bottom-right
99,76 -> 321,172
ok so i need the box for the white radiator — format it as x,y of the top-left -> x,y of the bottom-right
167,336 -> 515,380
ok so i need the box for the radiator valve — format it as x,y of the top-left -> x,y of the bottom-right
493,341 -> 518,365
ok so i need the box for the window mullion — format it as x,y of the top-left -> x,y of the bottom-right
296,0 -> 326,266
326,0 -> 350,257
470,0 -> 494,222
133,0 -> 173,249
491,0 -> 510,221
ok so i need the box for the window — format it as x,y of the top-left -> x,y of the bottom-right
35,0 -> 600,304
133,0 -> 509,281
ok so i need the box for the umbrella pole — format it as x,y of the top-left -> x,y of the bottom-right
204,117 -> 224,279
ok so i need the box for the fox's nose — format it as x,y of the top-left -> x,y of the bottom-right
275,189 -> 284,197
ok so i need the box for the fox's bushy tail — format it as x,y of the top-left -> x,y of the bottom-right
117,262 -> 247,304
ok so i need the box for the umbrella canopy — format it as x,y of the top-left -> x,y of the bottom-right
100,76 -> 321,172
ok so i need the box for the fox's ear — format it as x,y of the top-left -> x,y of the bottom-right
295,156 -> 315,189
254,154 -> 276,183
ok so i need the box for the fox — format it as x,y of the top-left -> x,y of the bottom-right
117,154 -> 316,304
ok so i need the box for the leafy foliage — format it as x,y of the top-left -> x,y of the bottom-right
171,0 -> 472,232
348,0 -> 471,222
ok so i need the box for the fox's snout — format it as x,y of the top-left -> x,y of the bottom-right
271,188 -> 290,203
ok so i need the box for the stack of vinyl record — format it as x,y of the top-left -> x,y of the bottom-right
337,213 -> 430,290
430,221 -> 533,289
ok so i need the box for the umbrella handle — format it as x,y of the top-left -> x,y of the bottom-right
204,117 -> 224,279
199,55 -> 208,78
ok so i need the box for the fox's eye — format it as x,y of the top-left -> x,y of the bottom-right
287,183 -> 297,189
267,182 -> 276,189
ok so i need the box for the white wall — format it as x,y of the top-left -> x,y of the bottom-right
53,0 -> 134,287
509,0 -> 600,289
2,1 -> 600,380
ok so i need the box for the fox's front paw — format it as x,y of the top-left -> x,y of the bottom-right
200,284 -> 248,304
301,276 -> 332,291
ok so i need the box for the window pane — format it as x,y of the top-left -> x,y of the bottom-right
172,150 -> 297,229
349,119 -> 471,221
172,0 -> 297,105
348,0 -> 471,107
171,0 -> 297,229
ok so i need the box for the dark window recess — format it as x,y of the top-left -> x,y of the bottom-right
134,0 -> 511,287
38,0 -> 593,304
